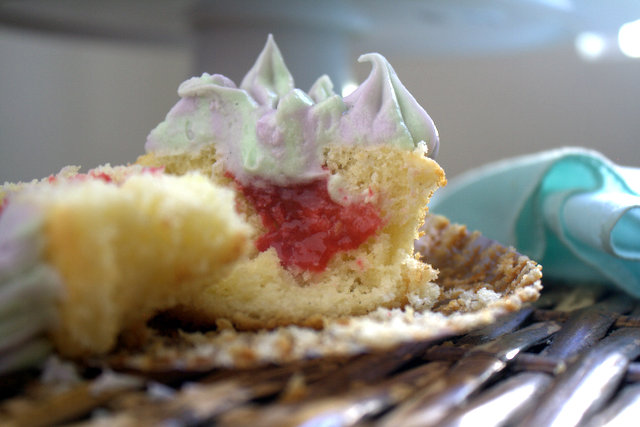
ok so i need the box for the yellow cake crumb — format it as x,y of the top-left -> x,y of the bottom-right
10,171 -> 252,356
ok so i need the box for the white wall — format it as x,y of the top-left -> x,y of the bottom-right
0,27 -> 190,183
1,26 -> 639,184
388,46 -> 640,178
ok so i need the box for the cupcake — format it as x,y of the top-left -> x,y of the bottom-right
0,165 -> 251,373
137,35 -> 447,329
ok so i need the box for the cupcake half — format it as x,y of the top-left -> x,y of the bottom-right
0,165 -> 251,373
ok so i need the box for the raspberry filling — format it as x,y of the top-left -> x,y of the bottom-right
233,176 -> 382,272
47,170 -> 113,184
0,167 -> 164,219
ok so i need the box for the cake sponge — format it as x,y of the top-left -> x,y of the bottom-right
0,168 -> 252,357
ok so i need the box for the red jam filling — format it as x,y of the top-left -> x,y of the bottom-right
46,166 -> 163,185
232,176 -> 382,272
0,197 -> 7,217
48,171 -> 113,184
1,167 -> 164,219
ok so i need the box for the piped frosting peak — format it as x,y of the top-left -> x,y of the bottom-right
341,53 -> 439,156
240,35 -> 294,108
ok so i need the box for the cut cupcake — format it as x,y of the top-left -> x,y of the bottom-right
0,36 -> 544,379
0,165 -> 251,371
137,35 -> 447,329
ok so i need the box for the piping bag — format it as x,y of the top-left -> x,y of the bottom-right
428,147 -> 640,296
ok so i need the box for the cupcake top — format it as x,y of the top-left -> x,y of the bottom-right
145,35 -> 439,186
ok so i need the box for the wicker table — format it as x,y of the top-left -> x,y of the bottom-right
2,283 -> 639,426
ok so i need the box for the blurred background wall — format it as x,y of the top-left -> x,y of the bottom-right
1,1 -> 639,183
0,27 -> 190,182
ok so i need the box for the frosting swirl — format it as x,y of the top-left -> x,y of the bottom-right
146,35 -> 439,185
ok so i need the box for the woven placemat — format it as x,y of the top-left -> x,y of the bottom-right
2,284 -> 639,426
16,216 -> 640,426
